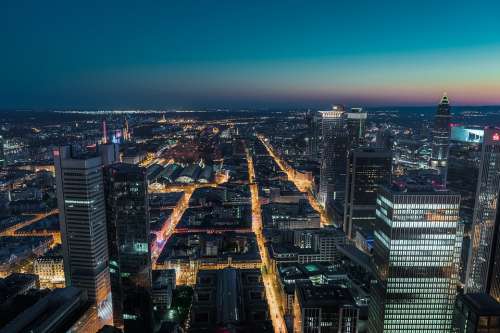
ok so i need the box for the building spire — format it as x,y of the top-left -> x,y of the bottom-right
440,92 -> 449,105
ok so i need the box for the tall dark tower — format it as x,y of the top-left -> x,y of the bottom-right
0,135 -> 6,168
466,127 -> 500,298
430,93 -> 452,179
319,106 -> 349,209
104,163 -> 153,332
343,148 -> 392,240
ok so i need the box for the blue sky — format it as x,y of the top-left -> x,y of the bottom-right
2,0 -> 500,109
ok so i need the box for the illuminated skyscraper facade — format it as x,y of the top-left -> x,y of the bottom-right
466,127 -> 500,297
368,185 -> 462,333
319,106 -> 348,208
54,145 -> 119,323
104,163 -> 153,332
430,93 -> 452,177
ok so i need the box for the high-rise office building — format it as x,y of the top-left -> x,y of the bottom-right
104,163 -> 153,332
346,107 -> 367,148
319,106 -> 349,208
0,135 -> 7,168
430,93 -> 452,178
447,141 -> 481,283
306,111 -> 322,158
368,185 -> 462,332
343,148 -> 392,240
488,199 -> 500,302
54,144 -> 119,324
466,127 -> 500,296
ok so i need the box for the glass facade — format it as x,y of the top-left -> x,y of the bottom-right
0,135 -> 6,168
104,163 -> 153,332
319,107 -> 349,208
466,127 -> 500,298
368,186 -> 462,332
344,148 -> 392,239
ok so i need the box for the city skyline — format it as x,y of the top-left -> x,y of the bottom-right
3,2 -> 500,333
2,0 -> 500,109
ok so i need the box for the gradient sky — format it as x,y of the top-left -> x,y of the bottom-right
2,0 -> 500,109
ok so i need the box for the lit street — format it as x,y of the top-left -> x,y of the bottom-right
257,134 -> 332,226
0,209 -> 59,236
246,144 -> 288,333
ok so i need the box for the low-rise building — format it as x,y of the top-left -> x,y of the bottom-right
190,268 -> 272,332
293,281 -> 359,333
34,255 -> 65,289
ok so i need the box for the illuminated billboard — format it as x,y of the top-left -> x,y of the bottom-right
450,126 -> 484,143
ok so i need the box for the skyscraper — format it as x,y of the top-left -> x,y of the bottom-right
368,184 -> 462,332
54,145 -> 119,324
346,107 -> 367,148
319,106 -> 349,209
0,135 -> 6,168
466,127 -> 500,297
447,141 -> 481,283
488,200 -> 500,302
343,148 -> 392,240
306,111 -> 322,159
430,93 -> 452,178
104,163 -> 153,332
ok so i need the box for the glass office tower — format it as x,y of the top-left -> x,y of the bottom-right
0,135 -> 6,168
343,148 -> 392,240
368,185 -> 462,332
466,127 -> 500,297
319,106 -> 349,208
104,163 -> 153,332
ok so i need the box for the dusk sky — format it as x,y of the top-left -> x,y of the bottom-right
2,0 -> 500,109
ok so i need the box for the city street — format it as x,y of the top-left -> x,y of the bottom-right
245,144 -> 288,333
257,134 -> 331,226
0,209 -> 59,236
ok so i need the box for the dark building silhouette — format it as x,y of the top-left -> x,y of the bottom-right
319,106 -> 349,210
430,93 -> 452,179
306,110 -> 322,159
104,163 -> 153,332
343,148 -> 392,240
466,127 -> 500,296
447,141 -> 481,283
0,135 -> 6,168
487,193 -> 500,302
